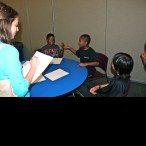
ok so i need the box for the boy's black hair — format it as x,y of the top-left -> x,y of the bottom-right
112,52 -> 134,79
80,34 -> 91,45
46,33 -> 55,40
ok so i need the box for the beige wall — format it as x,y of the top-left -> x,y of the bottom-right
106,0 -> 146,82
2,0 -> 146,83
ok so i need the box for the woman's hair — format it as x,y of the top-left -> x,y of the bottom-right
46,33 -> 55,40
0,2 -> 18,43
112,52 -> 134,79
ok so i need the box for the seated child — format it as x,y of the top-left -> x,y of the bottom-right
78,53 -> 134,97
62,34 -> 99,78
41,33 -> 64,58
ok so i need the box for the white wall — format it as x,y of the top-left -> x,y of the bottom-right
54,0 -> 107,61
2,0 -> 146,83
106,0 -> 146,82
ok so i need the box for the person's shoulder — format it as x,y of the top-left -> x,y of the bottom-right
88,47 -> 97,55
89,47 -> 96,52
54,44 -> 60,48
2,43 -> 18,54
113,77 -> 129,87
42,44 -> 48,49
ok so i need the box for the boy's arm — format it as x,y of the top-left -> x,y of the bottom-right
80,62 -> 99,67
68,47 -> 77,55
90,83 -> 109,95
61,43 -> 77,56
80,49 -> 99,67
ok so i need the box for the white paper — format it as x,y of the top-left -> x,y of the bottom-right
22,62 -> 31,78
23,51 -> 53,84
33,74 -> 46,84
50,58 -> 63,64
45,69 -> 69,81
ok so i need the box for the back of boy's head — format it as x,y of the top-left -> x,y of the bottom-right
80,34 -> 91,45
46,33 -> 55,40
112,52 -> 134,79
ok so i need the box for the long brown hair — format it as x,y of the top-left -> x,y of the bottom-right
0,2 -> 18,43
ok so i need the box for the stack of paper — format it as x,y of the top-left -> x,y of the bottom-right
50,58 -> 63,64
33,74 -> 46,84
23,51 -> 53,84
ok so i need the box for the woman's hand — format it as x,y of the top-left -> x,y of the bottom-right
30,56 -> 40,70
90,86 -> 99,95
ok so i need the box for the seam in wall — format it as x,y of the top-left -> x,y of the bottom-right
50,0 -> 55,34
25,0 -> 33,57
105,0 -> 108,55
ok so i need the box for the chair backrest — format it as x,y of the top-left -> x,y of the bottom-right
96,52 -> 109,73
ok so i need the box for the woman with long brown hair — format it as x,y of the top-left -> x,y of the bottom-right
0,2 -> 39,97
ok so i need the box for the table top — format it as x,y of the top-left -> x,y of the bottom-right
30,58 -> 88,97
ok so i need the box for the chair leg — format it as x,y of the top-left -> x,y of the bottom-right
75,90 -> 84,97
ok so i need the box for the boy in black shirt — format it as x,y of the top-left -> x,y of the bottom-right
78,53 -> 134,97
62,34 -> 99,77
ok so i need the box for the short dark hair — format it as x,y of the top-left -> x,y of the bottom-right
112,53 -> 134,79
0,2 -> 18,43
80,34 -> 91,45
46,33 -> 55,40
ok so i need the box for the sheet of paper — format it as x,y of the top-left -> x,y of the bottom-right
23,62 -> 31,78
50,58 -> 63,64
45,69 -> 69,81
23,51 -> 53,84
33,74 -> 46,84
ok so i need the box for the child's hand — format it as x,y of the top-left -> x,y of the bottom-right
61,42 -> 71,50
142,53 -> 146,60
90,86 -> 99,95
79,63 -> 88,67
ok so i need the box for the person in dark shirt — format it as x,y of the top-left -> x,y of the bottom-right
41,33 -> 64,58
78,53 -> 134,97
62,34 -> 99,77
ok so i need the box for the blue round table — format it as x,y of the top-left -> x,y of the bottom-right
30,58 -> 88,97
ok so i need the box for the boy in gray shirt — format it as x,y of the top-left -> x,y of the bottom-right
41,33 -> 64,58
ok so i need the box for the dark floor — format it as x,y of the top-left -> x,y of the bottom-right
68,77 -> 146,97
